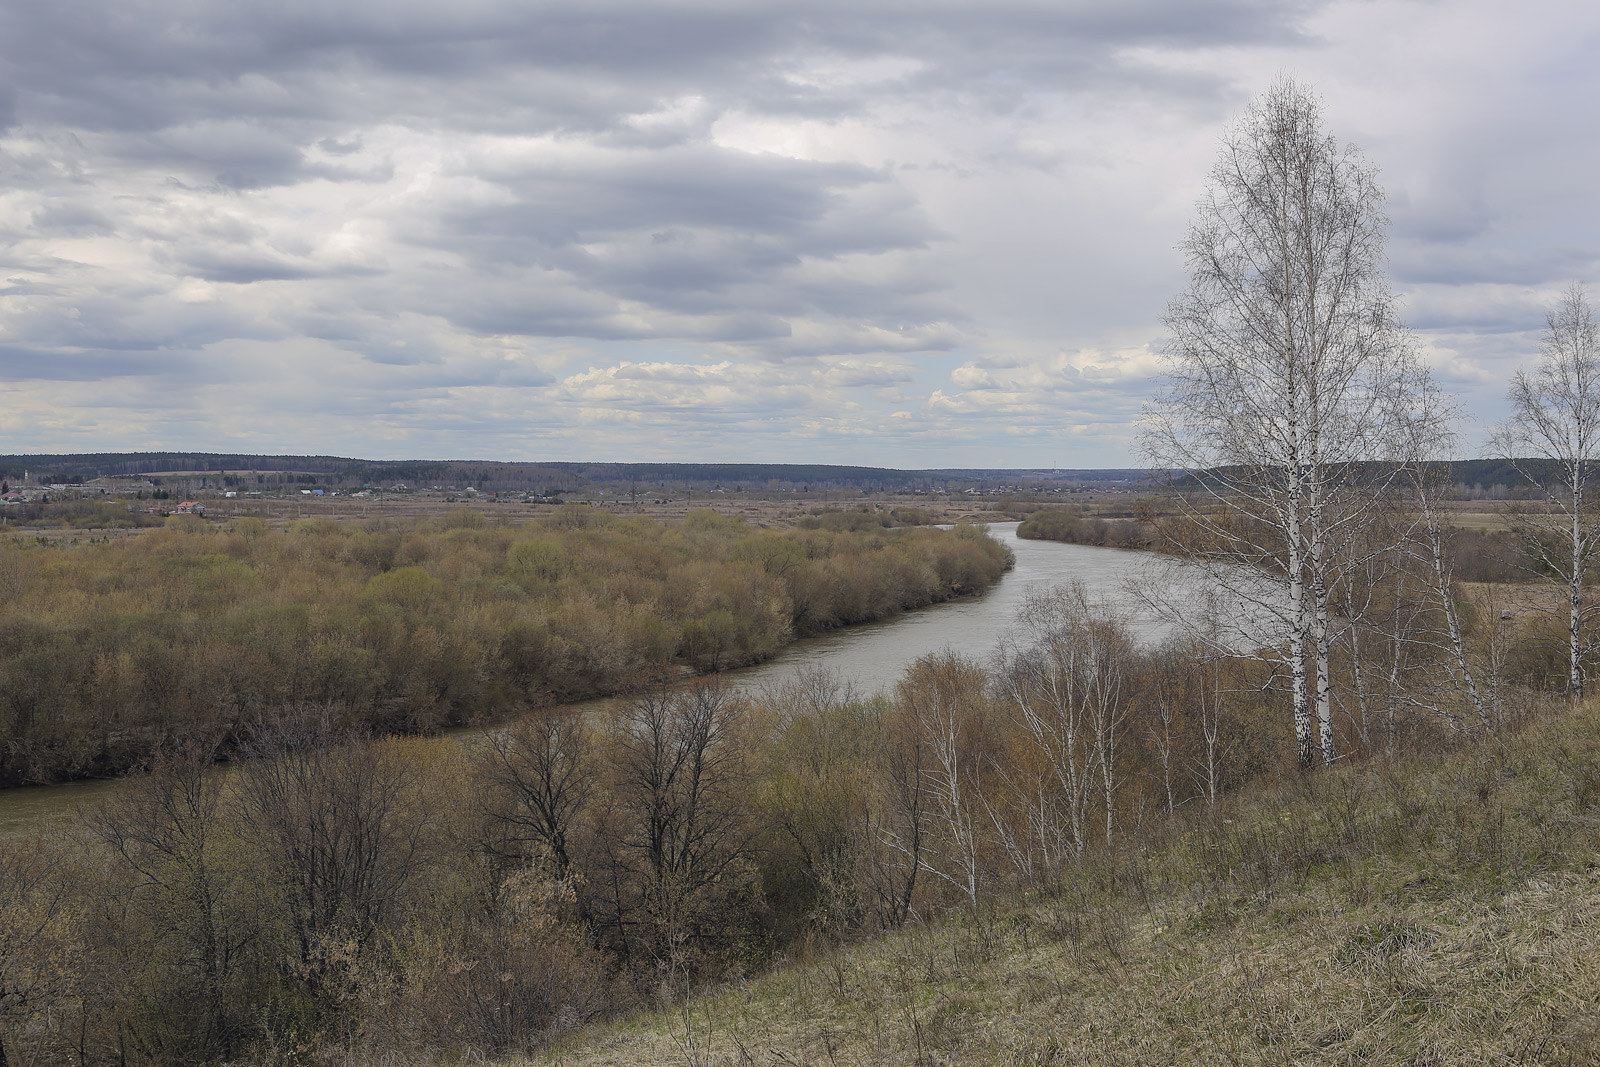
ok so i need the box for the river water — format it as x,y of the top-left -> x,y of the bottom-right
0,522 -> 1191,836
720,521 -> 1183,697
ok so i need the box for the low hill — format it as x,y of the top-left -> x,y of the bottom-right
536,704 -> 1600,1066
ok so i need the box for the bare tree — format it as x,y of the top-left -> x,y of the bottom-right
1395,377 -> 1499,732
88,743 -> 258,1062
1142,75 -> 1420,768
1492,283 -> 1600,699
600,681 -> 756,972
233,718 -> 430,1002
0,837 -> 79,1067
474,706 -> 593,878
894,652 -> 988,908
864,717 -> 928,928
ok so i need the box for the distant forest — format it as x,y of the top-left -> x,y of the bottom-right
1160,458 -> 1550,497
0,453 -> 1154,492
0,452 -> 1564,497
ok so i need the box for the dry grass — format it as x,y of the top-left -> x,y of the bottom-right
1444,508 -> 1513,533
108,493 -> 1004,532
1458,580 -> 1563,620
525,703 -> 1600,1067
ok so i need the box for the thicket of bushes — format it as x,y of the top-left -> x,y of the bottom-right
796,505 -> 934,532
1016,508 -> 1156,549
0,507 -> 1010,785
2,499 -> 166,530
540,688 -> 1600,1066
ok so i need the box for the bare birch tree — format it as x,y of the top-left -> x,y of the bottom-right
1492,283 -> 1600,700
1394,376 -> 1499,732
1141,75 -> 1420,768
894,653 -> 987,909
991,584 -> 1129,864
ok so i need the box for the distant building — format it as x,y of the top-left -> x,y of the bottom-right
174,501 -> 205,515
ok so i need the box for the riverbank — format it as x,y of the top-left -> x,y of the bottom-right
0,522 -> 1172,835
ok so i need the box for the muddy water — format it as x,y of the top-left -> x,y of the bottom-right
0,522 -> 1208,836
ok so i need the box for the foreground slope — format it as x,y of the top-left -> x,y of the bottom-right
537,704 -> 1600,1066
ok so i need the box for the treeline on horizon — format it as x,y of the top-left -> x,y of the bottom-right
0,452 -> 1150,491
0,451 -> 1551,487
1165,458 -> 1551,496
0,507 -> 1010,787
1017,501 -> 1532,585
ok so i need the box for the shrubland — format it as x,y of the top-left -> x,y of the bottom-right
1015,507 -> 1156,550
0,506 -> 1009,785
4,568 -> 1574,1066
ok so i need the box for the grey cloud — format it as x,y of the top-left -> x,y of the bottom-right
0,343 -> 194,382
3,0 -> 1585,467
171,250 -> 337,284
28,202 -> 115,237
1393,247 -> 1600,290
449,150 -> 888,249
0,0 -> 1327,377
1391,187 -> 1497,245
318,135 -> 361,156
380,144 -> 951,345
1,2 -> 1323,135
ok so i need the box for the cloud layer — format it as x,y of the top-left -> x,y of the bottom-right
1,0 -> 1595,464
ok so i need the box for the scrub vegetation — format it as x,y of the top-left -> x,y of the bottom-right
0,506 -> 1009,786
1015,506 -> 1158,550
533,689 -> 1600,1067
0,578 -> 1585,1066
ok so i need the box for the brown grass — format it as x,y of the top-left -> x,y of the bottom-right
1443,507 -> 1513,533
523,702 -> 1600,1067
12,492 -> 1007,537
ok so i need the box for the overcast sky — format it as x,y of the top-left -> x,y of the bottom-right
1,0 -> 1595,467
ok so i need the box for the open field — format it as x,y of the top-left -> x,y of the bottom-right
3,488 -> 1146,537
1442,505 -> 1514,532
208,492 -> 1009,529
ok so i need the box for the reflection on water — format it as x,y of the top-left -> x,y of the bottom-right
0,776 -> 121,838
0,521 -> 1214,836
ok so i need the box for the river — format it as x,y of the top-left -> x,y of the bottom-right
0,522 -> 1193,836
719,521 -> 1185,697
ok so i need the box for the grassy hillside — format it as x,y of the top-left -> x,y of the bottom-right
537,704 -> 1600,1066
